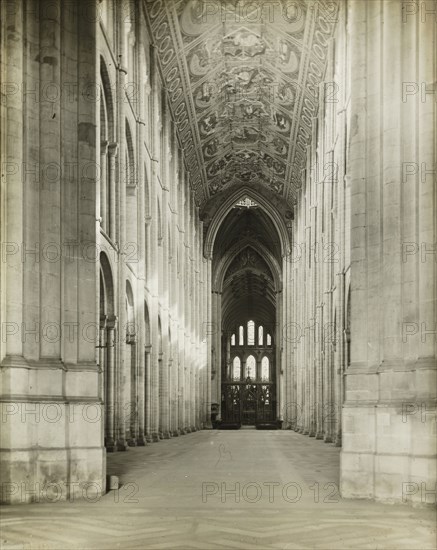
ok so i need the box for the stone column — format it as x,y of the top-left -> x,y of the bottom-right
226,337 -> 231,381
282,260 -> 288,427
149,202 -> 160,442
137,340 -> 147,445
1,0 -> 24,365
277,286 -> 284,423
334,269 -> 345,447
216,292 -> 223,419
316,315 -> 323,440
108,143 -> 118,241
341,0 -> 436,504
105,315 -> 117,451
127,334 -> 138,446
100,141 -> 108,231
39,0 -> 61,361
154,350 -> 163,441
178,233 -> 185,434
99,317 -> 107,401
159,347 -> 170,438
144,346 -> 152,442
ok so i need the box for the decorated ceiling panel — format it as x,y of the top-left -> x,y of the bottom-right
145,0 -> 338,209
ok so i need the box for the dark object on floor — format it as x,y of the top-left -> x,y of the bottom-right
217,422 -> 241,430
256,421 -> 281,430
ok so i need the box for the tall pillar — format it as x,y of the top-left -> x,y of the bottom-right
1,0 -> 105,503
137,340 -> 147,445
341,0 -> 436,504
108,143 -> 118,240
1,0 -> 24,365
39,0 -> 61,363
105,317 -> 117,452
159,348 -> 170,438
144,346 -> 153,442
114,5 -> 129,451
127,334 -> 138,446
100,141 -> 108,232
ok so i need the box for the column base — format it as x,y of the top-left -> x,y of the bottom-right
203,421 -> 213,429
0,447 -> 105,504
105,438 -> 116,452
127,438 -> 137,447
117,439 -> 129,451
324,435 -> 333,443
145,433 -> 153,444
172,430 -> 180,437
152,432 -> 160,442
136,435 -> 147,446
161,431 -> 171,439
315,432 -> 324,440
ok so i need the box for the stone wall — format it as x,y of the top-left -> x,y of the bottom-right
341,0 -> 436,505
285,0 -> 436,505
284,1 -> 351,448
0,0 -> 104,504
0,0 -> 210,504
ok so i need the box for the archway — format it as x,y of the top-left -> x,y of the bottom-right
125,280 -> 137,446
141,301 -> 151,444
99,56 -> 115,238
210,202 -> 283,427
99,252 -> 116,451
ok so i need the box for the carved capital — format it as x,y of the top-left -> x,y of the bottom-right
100,140 -> 109,156
106,315 -> 118,330
108,142 -> 118,157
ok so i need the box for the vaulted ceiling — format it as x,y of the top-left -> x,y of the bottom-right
222,246 -> 276,329
145,0 -> 338,215
213,208 -> 279,329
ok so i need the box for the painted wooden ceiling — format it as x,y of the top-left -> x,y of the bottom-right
145,0 -> 338,209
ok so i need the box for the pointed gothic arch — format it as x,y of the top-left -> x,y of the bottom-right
204,187 -> 291,260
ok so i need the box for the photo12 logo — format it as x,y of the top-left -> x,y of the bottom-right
201,481 -> 340,503
199,1 -> 338,24
1,481 -> 139,504
402,1 -> 437,23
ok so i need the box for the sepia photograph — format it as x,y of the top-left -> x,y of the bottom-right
0,0 -> 436,548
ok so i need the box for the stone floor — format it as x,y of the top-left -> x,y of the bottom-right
1,430 -> 436,549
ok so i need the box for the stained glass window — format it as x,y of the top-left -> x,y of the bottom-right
258,325 -> 263,346
247,320 -> 255,345
261,356 -> 269,381
232,357 -> 241,381
246,355 -> 256,379
239,325 -> 244,345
